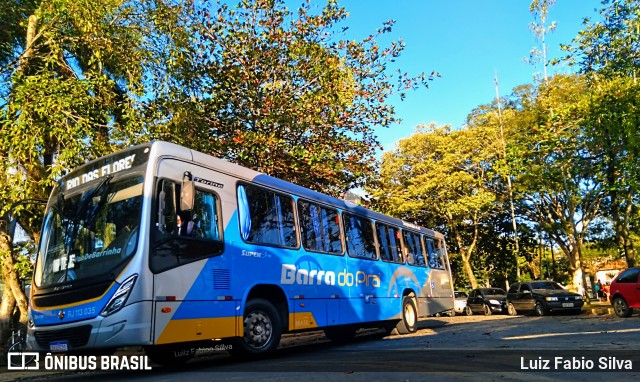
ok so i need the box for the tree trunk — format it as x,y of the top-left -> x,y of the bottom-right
617,193 -> 636,267
18,14 -> 38,74
461,255 -> 478,289
0,283 -> 17,360
453,228 -> 478,289
0,234 -> 28,324
0,233 -> 21,354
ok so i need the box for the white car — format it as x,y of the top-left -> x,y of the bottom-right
454,291 -> 468,315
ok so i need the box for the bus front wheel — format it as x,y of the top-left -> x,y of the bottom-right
231,298 -> 282,357
395,296 -> 418,334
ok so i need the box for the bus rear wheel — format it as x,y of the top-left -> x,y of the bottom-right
231,298 -> 282,357
395,296 -> 418,334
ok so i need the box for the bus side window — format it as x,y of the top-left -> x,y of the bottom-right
157,179 -> 177,235
436,239 -> 447,269
426,238 -> 445,269
238,184 -> 298,248
376,224 -> 392,261
376,223 -> 403,263
298,200 -> 342,254
344,213 -> 377,260
389,226 -> 403,263
405,231 -> 425,266
426,237 -> 443,269
151,178 -> 224,273
190,189 -> 221,240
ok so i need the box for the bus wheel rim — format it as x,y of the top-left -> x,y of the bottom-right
405,303 -> 416,327
245,310 -> 272,349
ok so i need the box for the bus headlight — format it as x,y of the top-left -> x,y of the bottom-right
100,274 -> 138,317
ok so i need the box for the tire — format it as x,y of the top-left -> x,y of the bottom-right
395,296 -> 418,334
232,298 -> 282,357
483,304 -> 492,316
464,305 -> 473,316
145,344 -> 194,367
535,302 -> 546,317
324,326 -> 357,342
383,321 -> 399,336
612,296 -> 632,318
507,302 -> 517,316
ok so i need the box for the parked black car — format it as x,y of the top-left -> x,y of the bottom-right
464,288 -> 507,316
506,281 -> 584,316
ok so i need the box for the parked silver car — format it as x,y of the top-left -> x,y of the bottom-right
453,291 -> 468,315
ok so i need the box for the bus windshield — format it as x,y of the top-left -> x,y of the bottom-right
35,176 -> 144,289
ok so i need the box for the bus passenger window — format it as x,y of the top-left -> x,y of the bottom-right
298,201 -> 342,254
404,231 -> 425,266
425,237 -> 444,269
238,184 -> 298,248
344,213 -> 377,260
376,223 -> 403,263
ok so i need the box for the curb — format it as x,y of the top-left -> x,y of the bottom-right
582,305 -> 613,316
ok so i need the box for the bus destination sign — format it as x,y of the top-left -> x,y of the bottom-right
63,146 -> 150,191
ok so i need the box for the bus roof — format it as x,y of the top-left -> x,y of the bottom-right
149,141 -> 442,239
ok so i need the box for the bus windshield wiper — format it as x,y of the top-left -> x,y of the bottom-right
82,175 -> 114,227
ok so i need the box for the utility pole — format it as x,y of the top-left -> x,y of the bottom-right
494,73 -> 521,281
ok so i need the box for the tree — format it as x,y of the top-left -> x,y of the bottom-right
371,124 -> 497,289
562,0 -> 640,267
528,0 -> 556,82
144,0 -> 433,196
0,0 -> 192,340
513,74 -> 605,293
0,0 -> 432,338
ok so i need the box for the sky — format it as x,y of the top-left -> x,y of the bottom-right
334,0 -> 601,153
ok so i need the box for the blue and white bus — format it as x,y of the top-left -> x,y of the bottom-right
27,141 -> 454,364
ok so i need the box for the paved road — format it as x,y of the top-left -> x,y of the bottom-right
4,312 -> 640,381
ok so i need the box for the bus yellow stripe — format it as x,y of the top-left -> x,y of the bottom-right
156,317 -> 239,344
157,312 -> 319,344
289,312 -> 318,330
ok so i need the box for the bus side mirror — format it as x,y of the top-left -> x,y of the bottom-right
180,172 -> 195,212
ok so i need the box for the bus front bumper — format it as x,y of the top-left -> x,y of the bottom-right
26,301 -> 152,352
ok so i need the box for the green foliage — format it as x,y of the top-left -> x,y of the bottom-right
145,0 -> 433,196
562,0 -> 640,79
0,0 -> 433,323
561,0 -> 640,266
371,123 -> 498,288
1,0 -> 189,230
12,241 -> 36,280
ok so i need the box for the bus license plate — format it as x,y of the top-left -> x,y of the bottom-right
50,341 -> 69,352
562,303 -> 574,308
